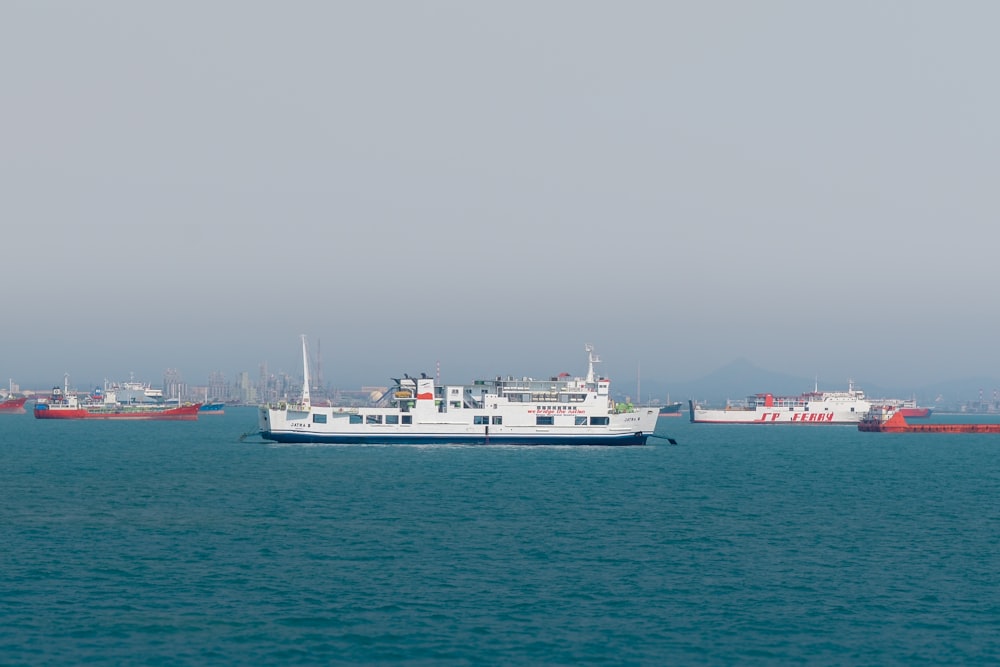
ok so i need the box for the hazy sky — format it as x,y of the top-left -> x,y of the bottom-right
4,2 -> 999,391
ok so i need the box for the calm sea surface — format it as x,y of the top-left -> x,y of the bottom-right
2,408 -> 999,665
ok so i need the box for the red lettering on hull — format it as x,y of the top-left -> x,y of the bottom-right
753,412 -> 836,422
792,413 -> 834,422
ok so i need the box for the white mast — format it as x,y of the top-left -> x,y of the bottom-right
300,334 -> 311,408
636,362 -> 641,404
585,344 -> 601,384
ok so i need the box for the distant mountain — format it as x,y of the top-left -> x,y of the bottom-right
689,358 -> 815,400
635,358 -> 815,406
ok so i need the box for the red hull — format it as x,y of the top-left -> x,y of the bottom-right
897,407 -> 932,418
860,412 -> 1000,433
34,403 -> 202,420
0,396 -> 29,414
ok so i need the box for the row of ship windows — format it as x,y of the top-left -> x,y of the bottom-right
536,416 -> 610,426
504,395 -> 587,403
310,414 -> 414,425
311,414 -> 611,426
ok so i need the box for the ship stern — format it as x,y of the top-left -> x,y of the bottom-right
258,405 -> 277,441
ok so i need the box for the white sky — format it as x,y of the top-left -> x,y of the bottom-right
3,2 -> 998,390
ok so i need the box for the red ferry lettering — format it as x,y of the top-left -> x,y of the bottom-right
788,412 -> 836,422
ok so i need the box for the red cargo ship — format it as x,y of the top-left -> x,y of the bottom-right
0,395 -> 28,414
890,399 -> 932,418
34,381 -> 201,420
1,379 -> 28,414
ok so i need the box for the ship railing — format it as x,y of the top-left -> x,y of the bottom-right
764,398 -> 807,408
262,402 -> 361,415
264,401 -> 311,411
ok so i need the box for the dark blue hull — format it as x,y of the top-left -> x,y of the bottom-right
259,431 -> 648,446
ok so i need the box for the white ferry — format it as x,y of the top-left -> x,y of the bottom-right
258,338 -> 660,445
689,382 -> 872,424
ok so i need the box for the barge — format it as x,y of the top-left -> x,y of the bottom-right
859,406 -> 1000,433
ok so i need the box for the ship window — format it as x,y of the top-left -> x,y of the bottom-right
590,416 -> 609,426
536,416 -> 554,426
366,414 -> 382,424
349,414 -> 362,424
492,416 -> 502,425
402,415 -> 412,424
474,416 -> 489,425
312,413 -> 327,424
575,416 -> 587,425
386,414 -> 399,424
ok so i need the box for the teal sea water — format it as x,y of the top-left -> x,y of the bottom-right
3,409 -> 999,665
